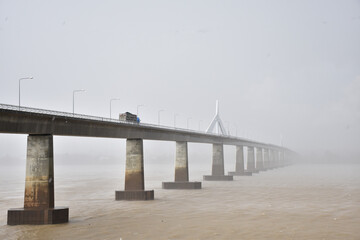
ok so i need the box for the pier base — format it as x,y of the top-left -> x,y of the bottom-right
228,171 -> 252,176
7,207 -> 69,225
162,181 -> 201,189
116,139 -> 154,201
115,190 -> 154,200
203,175 -> 233,181
245,170 -> 260,174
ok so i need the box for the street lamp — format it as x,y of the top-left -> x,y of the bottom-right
225,121 -> 230,135
137,104 -> 144,116
158,109 -> 164,125
110,98 -> 121,119
73,89 -> 86,115
187,117 -> 192,129
18,77 -> 33,109
174,113 -> 179,128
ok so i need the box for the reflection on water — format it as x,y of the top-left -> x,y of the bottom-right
0,163 -> 359,240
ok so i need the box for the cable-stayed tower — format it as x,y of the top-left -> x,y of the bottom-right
206,100 -> 227,135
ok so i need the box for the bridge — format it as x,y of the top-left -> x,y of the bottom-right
0,103 -> 294,225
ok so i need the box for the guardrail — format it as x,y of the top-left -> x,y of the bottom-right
0,103 -> 229,138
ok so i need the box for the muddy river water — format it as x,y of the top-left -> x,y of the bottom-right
0,163 -> 359,240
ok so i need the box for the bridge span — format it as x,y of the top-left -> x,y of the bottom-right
0,103 -> 284,149
0,103 -> 294,225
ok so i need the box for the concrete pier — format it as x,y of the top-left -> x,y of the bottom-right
274,150 -> 280,168
263,148 -> 270,170
162,142 -> 201,189
228,145 -> 252,176
271,150 -> 277,168
255,147 -> 264,171
7,135 -> 68,225
283,150 -> 291,166
116,139 -> 154,200
279,151 -> 284,167
203,144 -> 233,181
245,146 -> 259,174
269,149 -> 276,169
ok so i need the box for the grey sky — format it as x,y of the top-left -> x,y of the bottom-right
0,0 -> 359,161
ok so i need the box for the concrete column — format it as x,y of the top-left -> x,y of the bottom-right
125,139 -> 144,190
162,142 -> 201,189
203,144 -> 233,181
116,139 -> 154,200
263,148 -> 270,170
8,134 -> 68,225
268,148 -> 273,170
24,135 -> 54,209
228,145 -> 252,176
268,149 -> 274,169
283,150 -> 291,166
269,149 -> 276,169
278,151 -> 281,167
212,143 -> 224,176
246,146 -> 259,173
279,151 -> 285,167
255,147 -> 264,171
235,145 -> 245,173
275,150 -> 280,168
175,141 -> 189,182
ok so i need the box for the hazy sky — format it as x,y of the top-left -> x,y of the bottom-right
0,0 -> 359,162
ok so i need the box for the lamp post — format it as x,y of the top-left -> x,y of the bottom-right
137,104 -> 144,116
225,121 -> 230,135
18,77 -> 33,109
73,89 -> 86,115
158,109 -> 164,125
174,113 -> 178,128
110,98 -> 121,119
187,117 -> 191,129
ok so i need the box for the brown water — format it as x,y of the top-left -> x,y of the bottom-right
0,163 -> 359,240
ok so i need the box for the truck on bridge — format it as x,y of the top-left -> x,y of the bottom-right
119,112 -> 140,123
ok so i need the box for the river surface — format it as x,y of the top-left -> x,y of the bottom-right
0,163 -> 359,240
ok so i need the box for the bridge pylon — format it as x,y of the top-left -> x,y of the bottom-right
206,100 -> 227,135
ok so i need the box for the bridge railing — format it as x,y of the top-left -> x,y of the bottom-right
0,103 -> 229,138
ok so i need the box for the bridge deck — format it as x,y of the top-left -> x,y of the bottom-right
0,103 -> 283,150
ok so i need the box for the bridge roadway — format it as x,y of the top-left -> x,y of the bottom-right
0,103 -> 285,150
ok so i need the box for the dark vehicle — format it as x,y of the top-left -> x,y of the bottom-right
119,112 -> 140,123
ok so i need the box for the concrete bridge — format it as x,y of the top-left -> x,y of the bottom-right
0,103 -> 294,225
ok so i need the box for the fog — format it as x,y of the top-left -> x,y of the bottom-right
0,0 -> 359,164
1,2 -> 360,239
